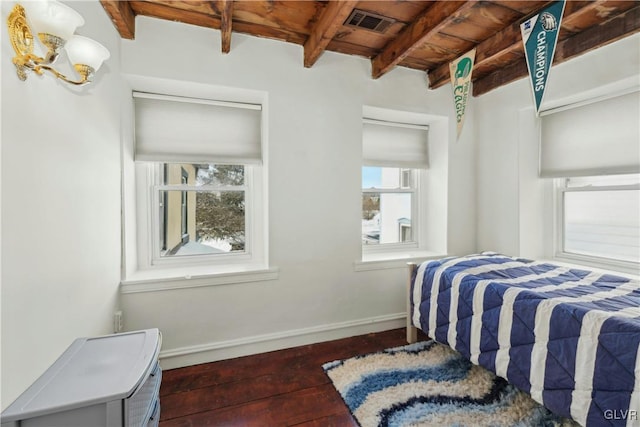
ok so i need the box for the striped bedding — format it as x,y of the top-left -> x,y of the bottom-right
410,253 -> 640,427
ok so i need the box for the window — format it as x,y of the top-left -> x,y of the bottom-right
556,174 -> 640,266
539,90 -> 639,272
127,91 -> 267,279
362,117 -> 428,252
362,167 -> 416,246
155,163 -> 246,259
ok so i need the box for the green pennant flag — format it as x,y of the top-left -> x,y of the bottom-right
520,0 -> 566,115
449,48 -> 476,139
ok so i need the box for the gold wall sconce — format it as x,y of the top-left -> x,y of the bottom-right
7,0 -> 110,86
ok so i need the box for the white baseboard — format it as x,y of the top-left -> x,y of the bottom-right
158,312 -> 406,370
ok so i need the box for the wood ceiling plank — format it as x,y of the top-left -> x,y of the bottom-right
415,41 -> 462,61
472,5 -> 640,96
332,23 -> 405,52
488,0 -> 549,15
326,39 -> 377,59
427,0 -> 620,89
427,1 -> 545,88
331,0 -> 432,56
450,18 -> 522,75
143,1 -> 217,15
562,0 -> 638,34
219,0 -> 233,53
554,4 -> 640,62
561,0 -> 601,35
304,0 -> 358,68
353,1 -> 432,23
371,1 -> 474,79
468,50 -> 522,81
422,31 -> 476,51
232,21 -> 308,45
130,1 -> 221,28
439,1 -> 523,43
327,39 -> 378,59
399,56 -> 438,71
232,1 -> 321,36
399,1 -> 522,72
131,1 -> 309,44
100,0 -> 136,39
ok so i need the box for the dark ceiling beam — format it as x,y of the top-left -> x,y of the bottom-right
472,5 -> 640,96
428,14 -> 524,89
428,0 -> 631,90
100,0 -> 136,39
371,1 -> 475,79
220,0 -> 234,53
558,0 -> 638,33
128,2 -> 221,29
304,0 -> 358,68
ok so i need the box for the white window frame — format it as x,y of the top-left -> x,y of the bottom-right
362,167 -> 420,254
553,175 -> 640,274
399,221 -> 412,243
357,107 -> 444,269
135,162 -> 266,271
400,168 -> 411,189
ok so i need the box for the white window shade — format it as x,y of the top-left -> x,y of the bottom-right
133,92 -> 262,164
363,119 -> 429,168
540,90 -> 640,177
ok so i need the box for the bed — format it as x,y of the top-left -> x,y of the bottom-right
407,253 -> 640,427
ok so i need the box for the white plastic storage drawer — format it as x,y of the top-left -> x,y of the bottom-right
1,329 -> 161,427
146,400 -> 160,427
127,363 -> 162,427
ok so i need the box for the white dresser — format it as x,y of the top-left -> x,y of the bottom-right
1,329 -> 162,427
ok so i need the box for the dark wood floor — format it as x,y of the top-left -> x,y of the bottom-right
159,328 -> 426,426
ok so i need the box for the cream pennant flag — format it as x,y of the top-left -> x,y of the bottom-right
449,49 -> 476,139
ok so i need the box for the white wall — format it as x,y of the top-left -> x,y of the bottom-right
119,16 -> 476,368
1,0 -> 123,409
475,34 -> 640,259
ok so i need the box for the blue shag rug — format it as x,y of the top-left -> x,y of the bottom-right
323,340 -> 579,427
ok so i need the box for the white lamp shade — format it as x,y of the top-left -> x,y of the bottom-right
24,0 -> 84,42
65,35 -> 110,71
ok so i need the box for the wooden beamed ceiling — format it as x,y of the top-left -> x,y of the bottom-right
100,0 -> 640,96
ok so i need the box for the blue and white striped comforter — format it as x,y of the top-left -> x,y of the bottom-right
411,253 -> 640,427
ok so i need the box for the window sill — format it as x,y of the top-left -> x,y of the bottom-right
354,251 -> 447,272
120,265 -> 279,293
550,253 -> 639,279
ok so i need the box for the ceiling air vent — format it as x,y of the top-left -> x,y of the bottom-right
344,9 -> 395,34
